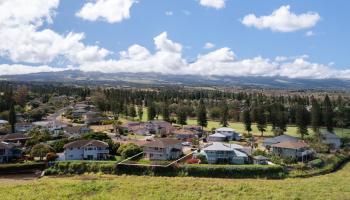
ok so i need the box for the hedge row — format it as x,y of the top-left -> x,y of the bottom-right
182,164 -> 285,179
0,162 -> 46,173
288,154 -> 350,178
45,161 -> 284,179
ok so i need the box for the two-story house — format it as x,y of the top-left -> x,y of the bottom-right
63,140 -> 109,160
143,138 -> 182,160
0,141 -> 22,163
198,142 -> 248,164
215,127 -> 242,141
271,141 -> 314,161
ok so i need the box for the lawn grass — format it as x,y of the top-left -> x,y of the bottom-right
1,163 -> 350,200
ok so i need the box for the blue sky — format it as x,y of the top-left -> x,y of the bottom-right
0,0 -> 349,78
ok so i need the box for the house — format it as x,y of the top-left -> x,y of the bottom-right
15,122 -> 33,133
0,120 -> 8,127
321,131 -> 341,149
123,120 -> 174,136
215,127 -> 241,141
143,138 -> 182,160
0,141 -> 22,163
198,142 -> 248,164
271,141 -> 314,161
208,132 -> 227,142
253,155 -> 269,165
173,129 -> 198,140
71,108 -> 87,118
0,133 -> 31,145
146,120 -> 174,136
63,140 -> 109,160
183,125 -> 203,137
63,126 -> 91,136
263,134 -> 299,148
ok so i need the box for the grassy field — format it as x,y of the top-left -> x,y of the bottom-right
1,163 -> 350,200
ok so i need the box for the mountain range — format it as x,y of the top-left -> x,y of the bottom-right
0,70 -> 349,90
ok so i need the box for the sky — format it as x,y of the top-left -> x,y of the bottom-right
0,0 -> 350,79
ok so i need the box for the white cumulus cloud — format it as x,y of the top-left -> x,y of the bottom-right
204,42 -> 215,49
199,0 -> 226,9
0,0 -> 110,65
76,0 -> 135,23
241,5 -> 320,32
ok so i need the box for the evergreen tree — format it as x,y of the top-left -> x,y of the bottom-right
8,103 -> 16,133
311,98 -> 322,133
323,95 -> 334,132
147,103 -> 156,121
242,109 -> 252,133
256,105 -> 267,136
162,101 -> 170,122
177,105 -> 187,126
295,104 -> 309,139
129,105 -> 137,120
197,99 -> 208,128
138,105 -> 144,121
220,100 -> 229,127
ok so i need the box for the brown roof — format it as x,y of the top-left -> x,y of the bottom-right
271,141 -> 308,149
0,133 -> 30,141
114,139 -> 151,147
0,141 -> 15,149
64,140 -> 108,149
144,138 -> 181,148
172,129 -> 196,135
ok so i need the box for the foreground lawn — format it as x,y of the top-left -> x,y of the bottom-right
1,163 -> 350,200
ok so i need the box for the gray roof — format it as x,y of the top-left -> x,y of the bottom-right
203,142 -> 248,157
263,134 -> 299,145
322,131 -> 340,140
208,133 -> 227,138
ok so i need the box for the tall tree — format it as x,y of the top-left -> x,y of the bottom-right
220,100 -> 229,127
242,109 -> 252,134
8,103 -> 16,133
162,101 -> 170,122
138,105 -> 144,121
197,99 -> 208,128
256,105 -> 267,136
323,95 -> 334,132
177,105 -> 188,126
311,98 -> 322,133
295,104 -> 309,139
147,103 -> 156,121
14,85 -> 28,107
129,105 -> 137,120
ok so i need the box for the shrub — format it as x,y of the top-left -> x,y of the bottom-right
46,152 -> 59,162
195,154 -> 208,164
0,162 -> 46,173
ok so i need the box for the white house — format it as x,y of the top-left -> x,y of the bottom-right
321,131 -> 341,149
63,140 -> 109,160
199,142 -> 248,164
271,141 -> 314,161
208,132 -> 227,142
215,127 -> 241,141
143,138 -> 182,160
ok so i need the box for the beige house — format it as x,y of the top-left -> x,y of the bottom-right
143,138 -> 182,160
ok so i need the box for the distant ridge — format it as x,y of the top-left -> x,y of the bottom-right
1,70 -> 349,90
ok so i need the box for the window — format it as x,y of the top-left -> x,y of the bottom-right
0,149 -> 5,155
